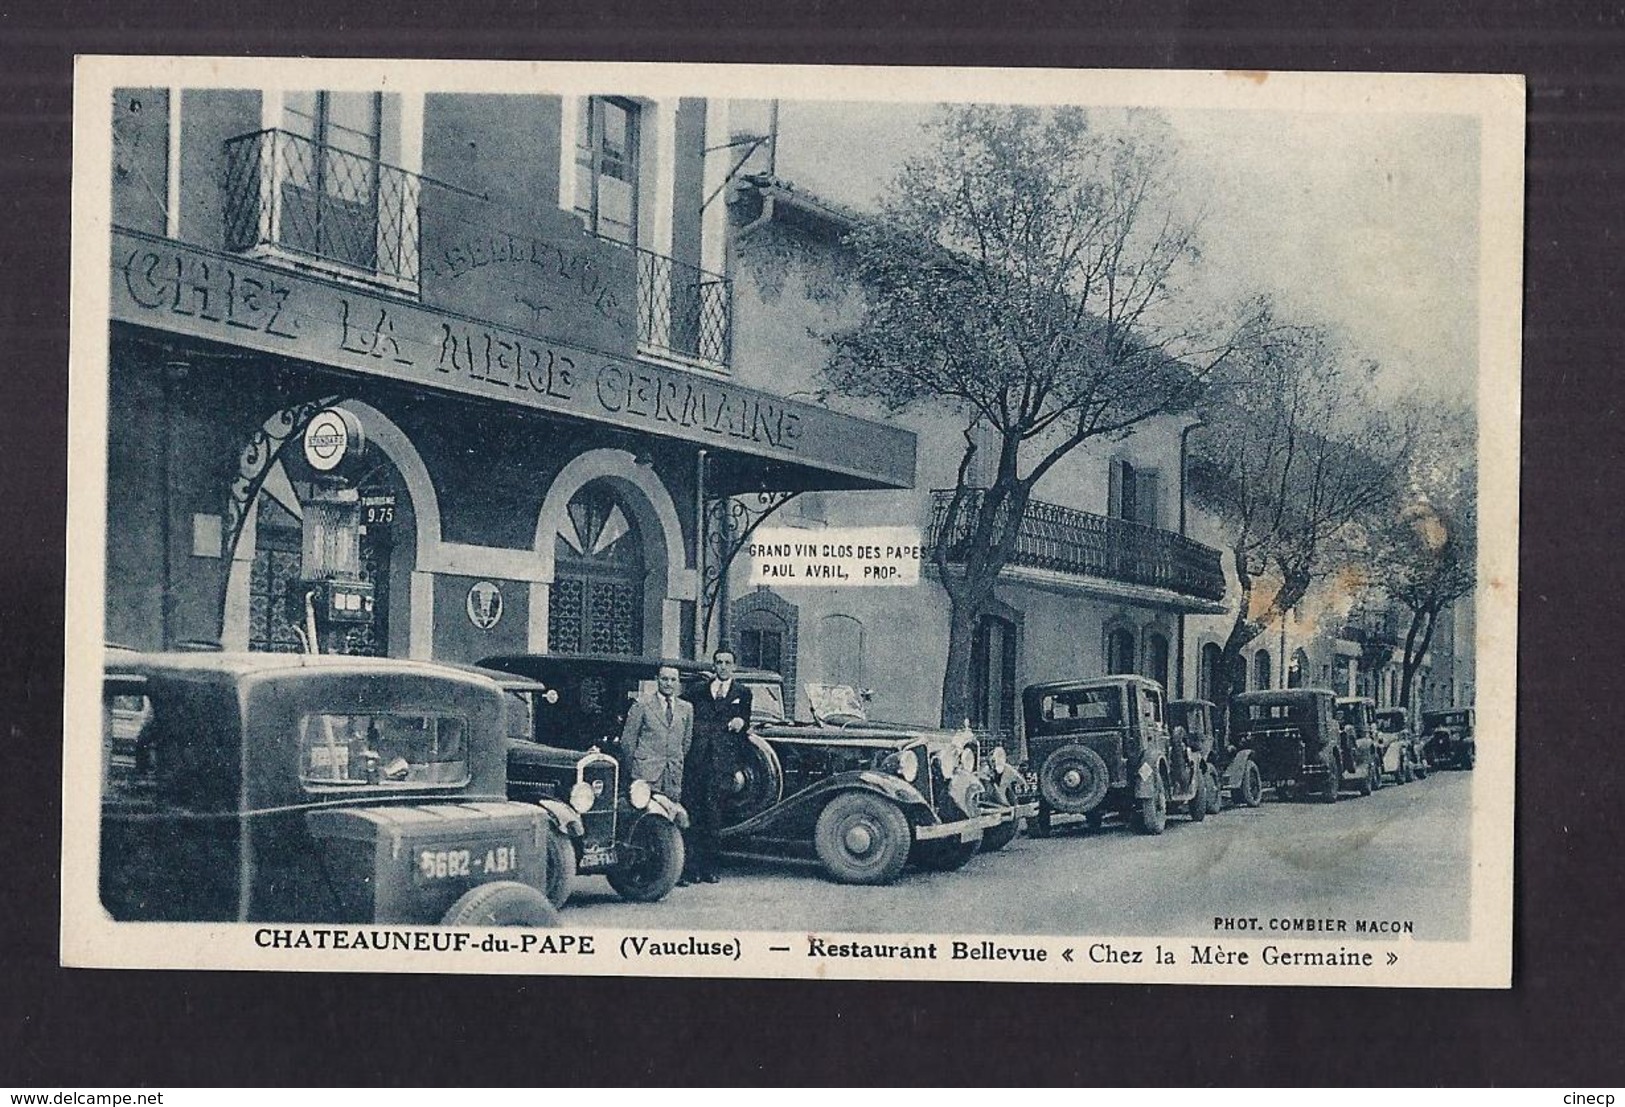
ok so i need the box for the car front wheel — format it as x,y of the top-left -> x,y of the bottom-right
1187,770 -> 1208,823
1239,761 -> 1265,808
441,881 -> 559,927
544,826 -> 577,909
1133,772 -> 1168,835
1205,767 -> 1223,814
814,792 -> 912,885
606,817 -> 685,902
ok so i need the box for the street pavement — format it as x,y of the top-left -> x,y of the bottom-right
560,769 -> 1474,940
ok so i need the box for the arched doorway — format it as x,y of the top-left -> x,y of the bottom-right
1289,648 -> 1309,688
547,481 -> 648,656
969,610 -> 1018,738
1143,631 -> 1170,691
1105,626 -> 1136,675
227,400 -> 433,658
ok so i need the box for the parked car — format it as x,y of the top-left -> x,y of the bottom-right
476,653 -> 692,907
1231,689 -> 1377,802
1021,676 -> 1211,836
99,652 -> 559,926
1375,706 -> 1425,782
1169,698 -> 1264,811
720,676 -> 1033,884
1334,697 -> 1388,792
1422,707 -> 1476,770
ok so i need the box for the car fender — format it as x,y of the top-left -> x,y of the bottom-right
721,772 -> 933,840
1221,748 -> 1257,789
535,799 -> 584,839
646,792 -> 690,829
1133,757 -> 1163,800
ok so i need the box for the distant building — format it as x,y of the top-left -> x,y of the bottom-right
103,89 -> 912,660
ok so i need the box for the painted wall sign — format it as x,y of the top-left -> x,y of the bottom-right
746,526 -> 925,587
466,580 -> 503,630
109,228 -> 914,490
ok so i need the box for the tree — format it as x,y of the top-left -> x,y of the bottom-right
1372,409 -> 1477,713
824,105 -> 1250,727
1188,318 -> 1417,720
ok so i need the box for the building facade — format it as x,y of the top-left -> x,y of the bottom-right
104,88 -> 913,663
719,177 -> 1229,732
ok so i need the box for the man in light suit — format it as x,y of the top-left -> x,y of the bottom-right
619,664 -> 693,799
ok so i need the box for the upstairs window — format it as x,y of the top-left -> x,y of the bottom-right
223,90 -> 419,291
1108,459 -> 1161,529
575,97 -> 641,246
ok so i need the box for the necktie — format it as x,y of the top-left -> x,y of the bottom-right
664,696 -> 673,727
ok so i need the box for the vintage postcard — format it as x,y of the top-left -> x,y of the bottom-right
63,57 -> 1521,986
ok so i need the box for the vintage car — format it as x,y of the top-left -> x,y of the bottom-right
1422,707 -> 1476,770
1231,688 -> 1377,802
475,653 -> 691,907
1021,676 -> 1211,836
1375,706 -> 1425,782
1168,698 -> 1264,811
100,652 -> 559,926
1334,697 -> 1388,792
719,677 -> 1034,884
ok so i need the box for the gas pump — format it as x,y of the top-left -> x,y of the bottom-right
286,408 -> 375,655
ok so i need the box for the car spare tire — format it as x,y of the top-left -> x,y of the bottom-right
721,733 -> 784,826
1037,744 -> 1111,815
441,881 -> 559,927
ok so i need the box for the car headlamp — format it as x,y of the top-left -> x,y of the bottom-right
628,778 -> 653,810
990,746 -> 1008,773
569,780 -> 596,813
894,748 -> 919,783
958,744 -> 977,772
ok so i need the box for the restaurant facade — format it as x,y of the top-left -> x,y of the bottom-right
103,87 -> 913,662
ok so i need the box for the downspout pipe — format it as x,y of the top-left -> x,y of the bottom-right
1176,418 -> 1206,699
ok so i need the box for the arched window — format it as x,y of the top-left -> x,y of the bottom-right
1199,642 -> 1224,701
549,482 -> 647,655
1254,650 -> 1272,691
1144,632 -> 1170,691
1106,627 -> 1136,675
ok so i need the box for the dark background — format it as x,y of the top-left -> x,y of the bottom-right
3,0 -> 1619,1086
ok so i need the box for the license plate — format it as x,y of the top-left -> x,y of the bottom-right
415,843 -> 522,883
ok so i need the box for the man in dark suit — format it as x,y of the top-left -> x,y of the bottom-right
681,648 -> 753,885
619,664 -> 693,799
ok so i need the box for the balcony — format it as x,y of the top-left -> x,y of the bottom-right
605,240 -> 732,373
224,129 -> 421,292
926,489 -> 1228,607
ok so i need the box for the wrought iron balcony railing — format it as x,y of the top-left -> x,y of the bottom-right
601,239 -> 732,372
926,489 -> 1227,603
224,129 -> 421,290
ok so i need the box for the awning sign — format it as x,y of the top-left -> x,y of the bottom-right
746,527 -> 923,587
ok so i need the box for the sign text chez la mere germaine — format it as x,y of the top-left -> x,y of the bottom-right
107,228 -> 913,488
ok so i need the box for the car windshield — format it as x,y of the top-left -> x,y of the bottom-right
1426,711 -> 1467,726
299,712 -> 469,788
745,680 -> 786,722
1377,714 -> 1407,732
1036,687 -> 1124,731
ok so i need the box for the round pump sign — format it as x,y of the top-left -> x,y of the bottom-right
302,408 -> 363,473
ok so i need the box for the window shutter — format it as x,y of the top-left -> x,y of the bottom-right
1139,470 -> 1160,528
